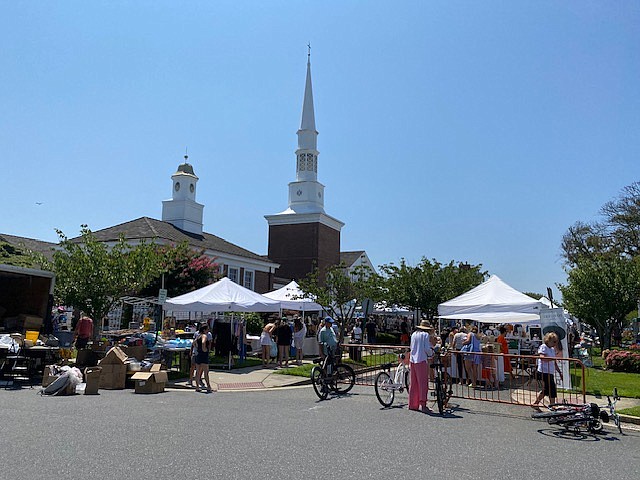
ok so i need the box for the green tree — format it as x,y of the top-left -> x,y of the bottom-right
47,226 -> 165,337
139,242 -> 219,298
562,182 -> 640,265
559,255 -> 640,350
298,263 -> 383,341
379,258 -> 486,320
560,182 -> 640,346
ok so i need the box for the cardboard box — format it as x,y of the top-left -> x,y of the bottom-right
42,366 -> 75,395
18,314 -> 43,330
76,349 -> 99,367
84,366 -> 102,395
131,364 -> 168,394
121,345 -> 147,361
100,346 -> 128,365
97,363 -> 127,389
42,365 -> 56,387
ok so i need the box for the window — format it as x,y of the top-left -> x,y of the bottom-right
243,270 -> 254,290
228,267 -> 239,284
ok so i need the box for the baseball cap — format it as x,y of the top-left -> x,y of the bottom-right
324,316 -> 334,323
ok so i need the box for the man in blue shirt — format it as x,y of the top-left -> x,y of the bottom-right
319,316 -> 338,356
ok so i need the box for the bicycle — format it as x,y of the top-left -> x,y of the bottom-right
430,345 -> 453,415
531,388 -> 622,434
310,346 -> 356,400
374,353 -> 410,407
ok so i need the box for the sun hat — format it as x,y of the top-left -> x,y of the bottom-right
542,324 -> 566,341
415,320 -> 434,331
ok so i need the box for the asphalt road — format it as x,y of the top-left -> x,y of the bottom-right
1,385 -> 638,480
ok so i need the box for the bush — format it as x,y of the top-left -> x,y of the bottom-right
244,313 -> 264,335
605,350 -> 640,373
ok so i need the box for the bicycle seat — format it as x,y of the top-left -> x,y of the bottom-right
312,358 -> 323,364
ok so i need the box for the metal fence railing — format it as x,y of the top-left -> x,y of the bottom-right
339,344 -> 586,406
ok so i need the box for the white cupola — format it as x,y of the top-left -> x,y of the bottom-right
162,155 -> 204,235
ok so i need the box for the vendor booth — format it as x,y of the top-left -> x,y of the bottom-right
438,275 -> 572,389
263,281 -> 322,356
165,278 -> 281,369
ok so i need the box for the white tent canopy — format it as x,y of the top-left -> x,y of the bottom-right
438,275 -> 544,324
263,280 -> 323,311
165,277 -> 281,312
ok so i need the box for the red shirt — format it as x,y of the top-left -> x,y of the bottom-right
76,317 -> 93,338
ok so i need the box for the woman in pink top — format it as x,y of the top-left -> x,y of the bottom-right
408,320 -> 435,413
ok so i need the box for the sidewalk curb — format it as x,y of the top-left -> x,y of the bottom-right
619,414 -> 640,425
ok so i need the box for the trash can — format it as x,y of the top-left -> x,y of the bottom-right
348,343 -> 362,362
84,366 -> 102,395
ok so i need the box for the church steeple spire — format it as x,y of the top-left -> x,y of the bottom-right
299,46 -> 316,134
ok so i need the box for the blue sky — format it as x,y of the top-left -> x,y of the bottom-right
1,1 -> 638,298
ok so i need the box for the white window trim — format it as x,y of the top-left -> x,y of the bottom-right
243,269 -> 255,291
228,266 -> 240,284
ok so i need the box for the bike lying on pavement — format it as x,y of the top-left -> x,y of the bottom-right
310,346 -> 356,400
531,388 -> 622,434
374,353 -> 410,407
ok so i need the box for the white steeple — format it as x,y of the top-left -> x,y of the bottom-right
287,50 -> 325,214
162,154 -> 204,235
265,49 -> 343,233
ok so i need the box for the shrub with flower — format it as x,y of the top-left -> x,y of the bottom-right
605,350 -> 640,373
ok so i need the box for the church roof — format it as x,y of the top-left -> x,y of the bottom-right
0,233 -> 57,261
85,217 -> 274,264
340,250 -> 366,268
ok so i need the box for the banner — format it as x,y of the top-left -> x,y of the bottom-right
539,307 -> 571,390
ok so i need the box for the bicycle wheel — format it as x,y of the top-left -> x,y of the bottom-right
404,367 -> 410,391
374,371 -> 395,407
614,414 -> 622,434
333,364 -> 356,394
435,376 -> 445,415
311,366 -> 328,400
589,419 -> 603,433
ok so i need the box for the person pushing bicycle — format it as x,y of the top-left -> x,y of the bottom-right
319,316 -> 339,359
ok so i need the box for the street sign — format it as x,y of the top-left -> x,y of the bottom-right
361,298 -> 374,316
158,288 -> 168,305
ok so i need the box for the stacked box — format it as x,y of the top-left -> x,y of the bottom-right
98,346 -> 127,389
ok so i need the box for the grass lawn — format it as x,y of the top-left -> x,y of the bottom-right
575,368 -> 640,398
274,352 -> 398,378
618,406 -> 640,417
572,347 -> 640,399
273,363 -> 314,378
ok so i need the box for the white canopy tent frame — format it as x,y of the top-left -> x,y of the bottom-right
438,275 -> 544,324
164,277 -> 281,369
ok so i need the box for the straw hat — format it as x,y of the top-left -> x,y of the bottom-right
415,320 -> 434,331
